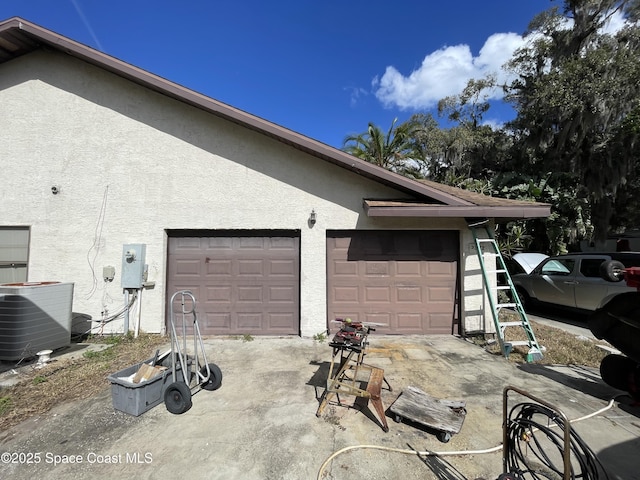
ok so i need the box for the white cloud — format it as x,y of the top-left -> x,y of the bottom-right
480,117 -> 505,130
475,32 -> 526,74
374,9 -> 630,112
345,86 -> 369,107
374,33 -> 525,110
601,8 -> 628,35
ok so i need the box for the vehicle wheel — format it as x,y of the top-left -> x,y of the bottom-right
599,354 -> 639,394
588,292 -> 640,363
200,363 -> 223,391
516,288 -> 531,310
164,381 -> 192,414
600,260 -> 626,282
437,431 -> 451,443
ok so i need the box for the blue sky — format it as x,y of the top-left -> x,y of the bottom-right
1,1 -> 560,148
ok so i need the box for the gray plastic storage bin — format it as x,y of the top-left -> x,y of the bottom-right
107,356 -> 188,416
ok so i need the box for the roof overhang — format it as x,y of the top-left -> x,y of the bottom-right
363,200 -> 552,221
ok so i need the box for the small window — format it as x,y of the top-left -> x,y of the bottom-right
580,259 -> 606,278
541,259 -> 574,276
0,227 -> 29,283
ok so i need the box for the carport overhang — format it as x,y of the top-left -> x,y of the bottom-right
363,199 -> 552,221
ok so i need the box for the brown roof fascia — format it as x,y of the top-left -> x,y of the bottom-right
363,200 -> 551,220
0,17 -> 476,207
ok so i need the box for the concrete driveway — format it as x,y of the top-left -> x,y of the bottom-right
1,335 -> 639,480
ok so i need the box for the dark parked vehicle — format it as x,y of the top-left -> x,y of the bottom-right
588,259 -> 640,402
511,252 -> 640,311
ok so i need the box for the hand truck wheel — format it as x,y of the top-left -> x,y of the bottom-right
164,381 -> 192,414
200,363 -> 223,391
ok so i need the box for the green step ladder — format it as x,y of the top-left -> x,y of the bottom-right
468,219 -> 543,362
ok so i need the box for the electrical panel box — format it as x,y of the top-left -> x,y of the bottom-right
121,244 -> 147,289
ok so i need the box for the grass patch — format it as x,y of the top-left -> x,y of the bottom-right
313,331 -> 327,343
82,347 -> 118,361
0,396 -> 12,415
32,375 -> 47,385
479,318 -> 609,367
0,333 -> 168,431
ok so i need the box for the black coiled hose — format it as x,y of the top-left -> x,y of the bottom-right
504,402 -> 609,480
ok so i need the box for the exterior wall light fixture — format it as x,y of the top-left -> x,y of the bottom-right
309,209 -> 317,227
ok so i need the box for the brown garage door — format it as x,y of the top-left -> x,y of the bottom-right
327,230 -> 459,335
167,231 -> 300,335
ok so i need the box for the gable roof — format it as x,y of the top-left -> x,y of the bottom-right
0,17 -> 550,221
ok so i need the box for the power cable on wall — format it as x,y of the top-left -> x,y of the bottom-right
84,185 -> 109,299
71,291 -> 137,339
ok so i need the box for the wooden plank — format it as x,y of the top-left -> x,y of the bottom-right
366,367 -> 384,397
133,363 -> 165,383
365,367 -> 389,432
389,385 -> 466,434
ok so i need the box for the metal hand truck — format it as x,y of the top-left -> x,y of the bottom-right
164,290 -> 222,414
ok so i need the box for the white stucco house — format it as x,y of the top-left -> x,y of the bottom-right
0,18 -> 550,340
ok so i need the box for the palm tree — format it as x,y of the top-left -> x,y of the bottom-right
342,118 -> 416,172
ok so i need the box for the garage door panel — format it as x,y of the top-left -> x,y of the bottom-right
269,313 -> 295,329
238,237 -> 264,249
269,286 -> 295,302
237,313 -> 262,329
238,286 -> 263,302
197,311 -> 226,327
428,262 -> 456,275
167,233 -> 300,335
215,315 -> 232,330
206,285 -> 231,300
327,231 -> 458,335
429,286 -> 455,302
365,286 -> 391,302
270,259 -> 296,276
396,262 -> 422,276
397,286 -> 422,303
173,237 -> 202,250
271,237 -> 298,249
429,313 -> 453,332
174,258 -> 201,276
206,260 -> 232,276
333,260 -> 358,276
365,262 -> 389,276
333,286 -> 359,302
239,260 -> 264,275
170,285 -> 202,298
397,313 -> 423,331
